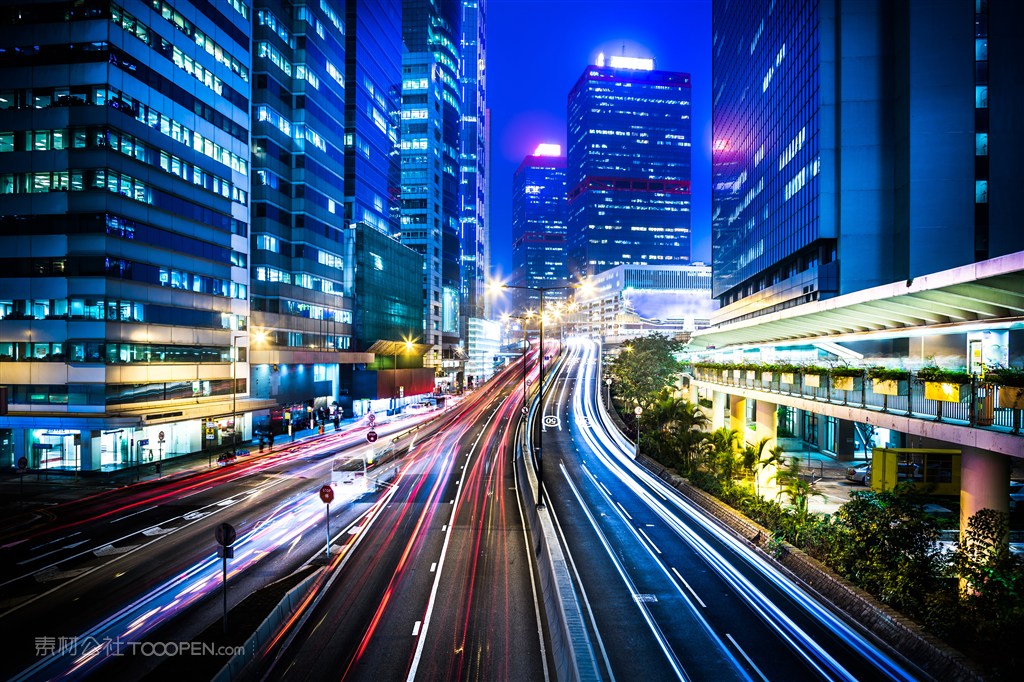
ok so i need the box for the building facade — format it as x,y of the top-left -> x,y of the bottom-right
0,0 -> 262,469
711,0 -> 1024,324
566,55 -> 693,280
572,264 -> 717,343
459,0 -> 491,383
511,145 -> 568,312
402,0 -> 464,387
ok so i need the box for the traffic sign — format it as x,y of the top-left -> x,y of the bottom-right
522,406 -> 529,416
366,430 -> 378,443
319,484 -> 334,504
367,412 -> 376,424
158,431 -> 165,443
214,522 -> 236,547
16,456 -> 28,472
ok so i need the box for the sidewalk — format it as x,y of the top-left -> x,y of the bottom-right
0,414 -> 370,511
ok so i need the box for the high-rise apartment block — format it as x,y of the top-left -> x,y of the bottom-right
566,55 -> 693,280
712,0 -> 1024,324
511,145 -> 569,312
0,0 -> 258,468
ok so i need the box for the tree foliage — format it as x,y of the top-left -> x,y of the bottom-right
607,334 -> 682,410
829,485 -> 943,616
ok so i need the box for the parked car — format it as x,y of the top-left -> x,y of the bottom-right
847,463 -> 871,485
217,452 -> 237,465
847,462 -> 920,486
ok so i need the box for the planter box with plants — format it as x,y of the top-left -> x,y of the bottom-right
868,367 -> 910,396
830,368 -> 863,392
987,367 -> 1024,409
802,366 -> 827,388
917,367 -> 971,403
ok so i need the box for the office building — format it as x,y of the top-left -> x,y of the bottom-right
572,264 -> 717,343
566,54 -> 693,280
402,0 -> 465,387
460,0 -> 491,380
511,144 -> 569,312
711,0 -> 1024,324
0,0 -> 264,469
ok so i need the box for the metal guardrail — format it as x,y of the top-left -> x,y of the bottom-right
694,370 -> 1024,436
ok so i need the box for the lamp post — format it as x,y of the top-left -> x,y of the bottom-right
488,280 -> 593,508
634,405 -> 643,459
605,377 -> 612,409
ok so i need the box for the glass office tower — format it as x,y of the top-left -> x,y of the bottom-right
403,0 -> 464,386
459,0 -> 489,324
511,146 -> 569,312
712,0 -> 1024,324
0,0 -> 253,469
566,55 -> 693,280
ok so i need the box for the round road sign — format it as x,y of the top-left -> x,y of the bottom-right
214,522 -> 236,547
367,412 -> 376,424
17,456 -> 28,472
521,406 -> 529,416
158,430 -> 165,443
319,484 -> 334,504
366,430 -> 378,443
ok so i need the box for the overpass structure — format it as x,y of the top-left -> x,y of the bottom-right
686,251 -> 1024,538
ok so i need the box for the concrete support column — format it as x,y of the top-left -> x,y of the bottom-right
80,431 -> 102,471
729,396 -> 746,436
711,391 -> 727,431
754,398 -> 777,450
960,446 -> 1010,540
688,382 -> 699,405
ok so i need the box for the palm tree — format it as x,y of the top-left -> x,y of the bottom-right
705,427 -> 740,479
758,443 -> 787,500
742,437 -> 771,494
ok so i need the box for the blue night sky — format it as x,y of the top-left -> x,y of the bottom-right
486,0 -> 713,280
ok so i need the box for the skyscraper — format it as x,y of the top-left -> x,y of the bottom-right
566,55 -> 693,280
711,0 -> 1024,324
0,0 -> 258,469
251,0 -> 355,413
402,0 -> 464,386
511,144 -> 568,312
459,0 -> 490,328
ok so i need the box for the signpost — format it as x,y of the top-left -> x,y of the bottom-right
214,522 -> 236,633
366,430 -> 378,443
319,485 -> 334,559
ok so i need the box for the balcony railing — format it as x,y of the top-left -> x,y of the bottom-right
692,368 -> 1024,436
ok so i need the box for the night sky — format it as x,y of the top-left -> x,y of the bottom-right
486,0 -> 713,280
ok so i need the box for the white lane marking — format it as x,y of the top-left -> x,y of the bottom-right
671,567 -> 707,608
637,527 -> 662,554
442,525 -> 447,532
430,562 -> 437,573
726,633 -> 769,682
616,502 -> 633,520
598,481 -> 612,497
110,506 -> 157,523
16,540 -> 89,565
30,532 -> 81,550
412,620 -> 422,637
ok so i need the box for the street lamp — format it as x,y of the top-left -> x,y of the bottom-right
487,279 -> 592,508
606,377 -> 612,409
634,405 -> 643,459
